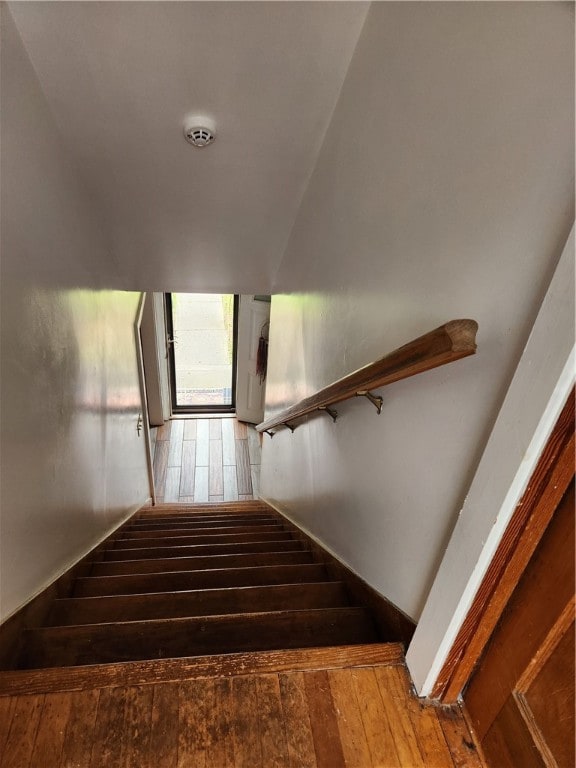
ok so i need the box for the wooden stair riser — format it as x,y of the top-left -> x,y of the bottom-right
116,524 -> 285,539
102,539 -> 304,561
109,530 -> 295,549
91,550 -> 314,577
136,503 -> 269,516
48,582 -> 351,625
18,608 -> 377,668
73,563 -> 330,597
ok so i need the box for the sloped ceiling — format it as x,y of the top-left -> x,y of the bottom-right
9,1 -> 369,293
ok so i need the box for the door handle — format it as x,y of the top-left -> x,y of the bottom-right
166,336 -> 176,359
137,414 -> 143,436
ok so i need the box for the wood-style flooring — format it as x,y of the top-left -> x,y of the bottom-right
153,417 -> 261,503
0,652 -> 485,767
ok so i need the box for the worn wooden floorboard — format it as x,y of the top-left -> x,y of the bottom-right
279,671 -> 316,768
436,705 -> 486,768
149,683 -> 179,768
0,662 -> 486,767
231,675 -> 262,768
350,666 -> 401,767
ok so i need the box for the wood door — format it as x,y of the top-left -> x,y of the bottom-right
235,295 -> 270,424
464,479 -> 575,767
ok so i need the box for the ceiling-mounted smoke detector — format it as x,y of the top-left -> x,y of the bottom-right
183,115 -> 216,148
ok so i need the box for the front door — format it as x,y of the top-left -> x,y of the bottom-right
166,293 -> 238,413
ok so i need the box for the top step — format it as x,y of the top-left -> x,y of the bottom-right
137,501 -> 271,518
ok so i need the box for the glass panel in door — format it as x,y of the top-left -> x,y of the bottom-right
166,293 -> 237,412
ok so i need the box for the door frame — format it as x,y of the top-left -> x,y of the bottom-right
165,293 -> 239,415
134,293 -> 156,504
462,473 -> 574,765
432,390 -> 574,700
140,292 -> 171,426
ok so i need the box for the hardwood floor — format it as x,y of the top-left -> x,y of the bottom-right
153,417 -> 261,503
0,655 -> 485,767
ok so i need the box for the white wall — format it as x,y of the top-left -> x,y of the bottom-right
261,2 -> 574,620
0,7 -> 149,621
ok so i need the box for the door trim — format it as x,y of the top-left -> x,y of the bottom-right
432,389 -> 574,701
165,293 -> 239,414
135,293 -> 156,504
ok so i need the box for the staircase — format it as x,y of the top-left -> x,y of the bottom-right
0,502 -> 488,768
7,501 -> 388,671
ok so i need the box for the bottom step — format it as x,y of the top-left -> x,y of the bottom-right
18,608 -> 378,668
0,644 -> 405,696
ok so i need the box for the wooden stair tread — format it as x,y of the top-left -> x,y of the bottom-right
74,563 -> 330,597
48,582 -> 351,625
129,514 -> 280,525
91,550 -> 314,576
133,513 -> 274,524
102,539 -> 302,560
0,644 -> 404,696
117,524 -> 284,539
18,608 -> 379,668
122,517 -> 283,533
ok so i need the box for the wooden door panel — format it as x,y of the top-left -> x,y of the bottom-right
482,697 -> 546,768
522,619 -> 575,768
465,479 -> 575,766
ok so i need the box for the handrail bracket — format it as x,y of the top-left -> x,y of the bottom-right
318,406 -> 338,423
283,422 -> 297,433
356,390 -> 383,415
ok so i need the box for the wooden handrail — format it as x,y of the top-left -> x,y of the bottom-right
256,319 -> 478,433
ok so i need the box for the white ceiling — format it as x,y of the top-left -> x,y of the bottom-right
9,2 -> 369,293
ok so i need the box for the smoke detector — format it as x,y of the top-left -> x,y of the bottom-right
183,115 -> 216,148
